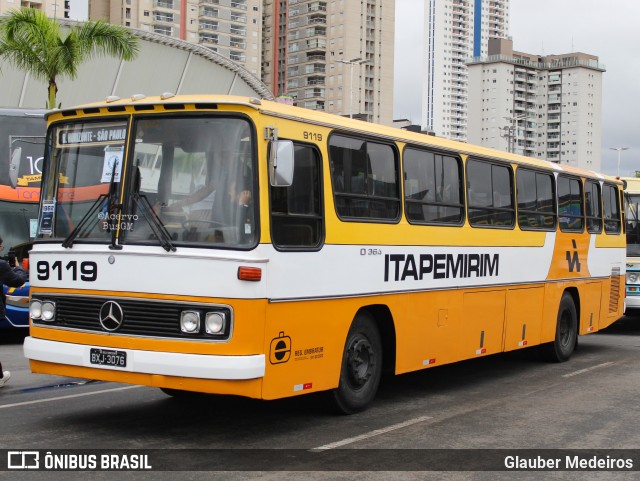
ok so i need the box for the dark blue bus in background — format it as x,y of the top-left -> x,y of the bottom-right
0,108 -> 46,329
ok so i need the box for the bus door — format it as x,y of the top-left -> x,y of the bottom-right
264,140 -> 326,398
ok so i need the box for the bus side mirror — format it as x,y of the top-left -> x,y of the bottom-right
9,147 -> 22,189
269,140 -> 294,187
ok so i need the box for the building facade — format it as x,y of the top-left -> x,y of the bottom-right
0,0 -> 84,19
262,0 -> 395,125
423,0 -> 509,141
87,0 -> 263,77
467,37 -> 604,171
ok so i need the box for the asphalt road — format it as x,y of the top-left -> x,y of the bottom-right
1,316 -> 640,480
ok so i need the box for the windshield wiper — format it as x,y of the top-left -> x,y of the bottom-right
63,156 -> 123,249
132,192 -> 176,252
61,194 -> 109,248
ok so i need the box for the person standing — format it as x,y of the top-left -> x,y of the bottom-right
0,237 -> 28,387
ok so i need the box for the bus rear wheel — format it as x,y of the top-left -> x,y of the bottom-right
541,293 -> 578,362
331,313 -> 382,414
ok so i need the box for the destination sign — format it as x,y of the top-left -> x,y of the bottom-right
57,124 -> 127,146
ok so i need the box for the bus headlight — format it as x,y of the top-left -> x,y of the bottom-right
180,311 -> 200,333
30,300 -> 56,322
41,301 -> 56,321
627,272 -> 640,284
205,312 -> 226,334
29,300 -> 42,320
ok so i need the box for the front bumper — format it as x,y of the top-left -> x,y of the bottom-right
23,337 -> 265,380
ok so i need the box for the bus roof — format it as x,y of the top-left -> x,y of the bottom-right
621,176 -> 640,193
0,107 -> 47,117
49,94 -> 619,184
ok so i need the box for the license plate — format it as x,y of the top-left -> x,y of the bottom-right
90,348 -> 127,368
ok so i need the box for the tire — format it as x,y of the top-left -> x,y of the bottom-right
331,313 -> 383,414
541,293 -> 578,362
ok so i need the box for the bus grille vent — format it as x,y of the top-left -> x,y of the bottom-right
609,267 -> 621,313
30,295 -> 232,341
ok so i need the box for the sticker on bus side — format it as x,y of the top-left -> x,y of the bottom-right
38,200 -> 55,235
101,147 -> 124,183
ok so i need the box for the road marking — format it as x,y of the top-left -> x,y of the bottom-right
0,385 -> 143,409
310,415 -> 433,452
562,361 -> 615,378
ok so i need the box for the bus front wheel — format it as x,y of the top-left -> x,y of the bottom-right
331,313 -> 382,414
541,293 -> 578,362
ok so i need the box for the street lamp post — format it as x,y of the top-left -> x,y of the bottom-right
501,113 -> 527,154
337,57 -> 370,119
610,147 -> 629,177
500,125 -> 514,152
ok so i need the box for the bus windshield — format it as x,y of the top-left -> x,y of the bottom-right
0,201 -> 39,252
39,115 -> 257,249
0,111 -> 46,251
626,193 -> 640,257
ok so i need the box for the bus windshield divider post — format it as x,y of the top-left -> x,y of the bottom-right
105,161 -> 123,251
108,203 -> 124,251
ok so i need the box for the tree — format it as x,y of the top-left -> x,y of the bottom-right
0,8 -> 139,109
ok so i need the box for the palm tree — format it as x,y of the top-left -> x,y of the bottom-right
0,8 -> 140,109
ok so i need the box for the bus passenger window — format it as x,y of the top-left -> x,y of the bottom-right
270,143 -> 323,249
603,184 -> 621,234
516,168 -> 556,231
329,134 -> 400,221
403,147 -> 463,225
557,175 -> 584,232
585,180 -> 603,233
466,159 -> 514,228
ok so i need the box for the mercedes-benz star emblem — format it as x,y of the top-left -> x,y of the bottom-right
99,301 -> 124,332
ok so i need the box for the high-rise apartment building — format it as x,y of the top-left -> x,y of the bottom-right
87,0 -> 263,77
467,37 -> 604,171
423,0 -> 509,140
262,0 -> 395,125
88,1 -> 394,124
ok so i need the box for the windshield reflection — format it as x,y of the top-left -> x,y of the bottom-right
39,116 -> 257,250
626,194 -> 640,257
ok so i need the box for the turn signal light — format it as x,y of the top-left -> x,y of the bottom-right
238,266 -> 262,281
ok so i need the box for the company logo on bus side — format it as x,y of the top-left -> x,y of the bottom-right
384,253 -> 500,282
269,332 -> 291,364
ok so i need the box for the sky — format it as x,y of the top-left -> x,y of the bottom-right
394,0 -> 640,176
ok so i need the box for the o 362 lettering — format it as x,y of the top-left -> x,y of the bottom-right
36,260 -> 98,282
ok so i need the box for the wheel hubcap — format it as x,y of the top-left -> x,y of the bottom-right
559,311 -> 571,348
346,337 -> 375,388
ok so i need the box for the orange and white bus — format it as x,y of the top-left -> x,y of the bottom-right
622,176 -> 640,314
24,94 -> 625,413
